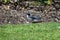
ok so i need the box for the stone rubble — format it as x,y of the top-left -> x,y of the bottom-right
0,1 -> 60,24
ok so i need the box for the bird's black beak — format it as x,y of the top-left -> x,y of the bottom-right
27,13 -> 30,16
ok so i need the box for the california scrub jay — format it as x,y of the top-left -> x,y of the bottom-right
26,11 -> 41,22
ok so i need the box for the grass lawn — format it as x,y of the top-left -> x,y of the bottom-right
0,22 -> 60,40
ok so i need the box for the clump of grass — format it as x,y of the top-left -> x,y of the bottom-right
31,1 -> 41,6
2,0 -> 10,3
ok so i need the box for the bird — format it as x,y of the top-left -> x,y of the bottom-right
26,11 -> 41,23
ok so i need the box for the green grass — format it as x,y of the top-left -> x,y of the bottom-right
0,22 -> 60,40
32,1 -> 41,6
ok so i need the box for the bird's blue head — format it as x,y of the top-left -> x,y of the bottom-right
26,11 -> 31,16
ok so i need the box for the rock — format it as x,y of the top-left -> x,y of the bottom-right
0,2 -> 60,24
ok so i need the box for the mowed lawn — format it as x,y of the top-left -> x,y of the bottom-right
0,22 -> 60,40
